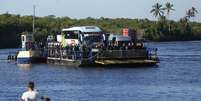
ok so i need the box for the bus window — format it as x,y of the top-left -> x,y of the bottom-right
64,31 -> 79,39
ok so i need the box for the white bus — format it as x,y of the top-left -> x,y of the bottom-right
57,26 -> 105,47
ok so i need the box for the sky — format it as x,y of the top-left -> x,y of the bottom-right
0,0 -> 201,22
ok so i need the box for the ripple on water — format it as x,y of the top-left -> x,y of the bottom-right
1,41 -> 201,101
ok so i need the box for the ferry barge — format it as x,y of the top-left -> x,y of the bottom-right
47,26 -> 159,67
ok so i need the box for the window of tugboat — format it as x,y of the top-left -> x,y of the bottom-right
64,31 -> 79,39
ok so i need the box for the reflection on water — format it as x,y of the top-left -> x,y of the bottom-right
17,64 -> 32,70
0,41 -> 201,101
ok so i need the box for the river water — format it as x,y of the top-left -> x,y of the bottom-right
0,41 -> 201,101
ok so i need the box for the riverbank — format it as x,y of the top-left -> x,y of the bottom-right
1,13 -> 201,48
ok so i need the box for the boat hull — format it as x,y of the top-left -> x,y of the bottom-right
94,59 -> 158,67
47,56 -> 158,67
47,57 -> 81,67
17,50 -> 46,64
17,57 -> 31,64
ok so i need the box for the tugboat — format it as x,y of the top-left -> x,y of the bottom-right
47,26 -> 159,67
16,33 -> 46,64
16,6 -> 47,64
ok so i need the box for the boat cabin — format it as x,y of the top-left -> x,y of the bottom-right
21,33 -> 34,50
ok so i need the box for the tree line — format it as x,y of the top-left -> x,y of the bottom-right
0,2 -> 201,48
149,2 -> 200,41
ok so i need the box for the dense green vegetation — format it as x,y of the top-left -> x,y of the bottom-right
0,2 -> 201,48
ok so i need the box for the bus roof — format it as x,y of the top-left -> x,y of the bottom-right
62,26 -> 102,33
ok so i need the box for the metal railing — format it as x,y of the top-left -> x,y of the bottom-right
47,46 -> 159,61
97,49 -> 148,59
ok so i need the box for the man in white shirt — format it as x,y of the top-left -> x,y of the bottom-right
20,81 -> 39,101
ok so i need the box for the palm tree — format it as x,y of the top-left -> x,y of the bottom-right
164,2 -> 175,16
179,17 -> 189,29
191,7 -> 198,17
150,3 -> 164,19
150,3 -> 165,37
186,9 -> 193,19
191,7 -> 198,22
163,2 -> 175,32
186,7 -> 198,21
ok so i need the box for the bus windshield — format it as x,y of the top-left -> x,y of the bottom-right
83,33 -> 103,43
84,35 -> 102,43
63,31 -> 79,39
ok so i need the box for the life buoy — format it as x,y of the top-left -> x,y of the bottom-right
135,42 -> 143,48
